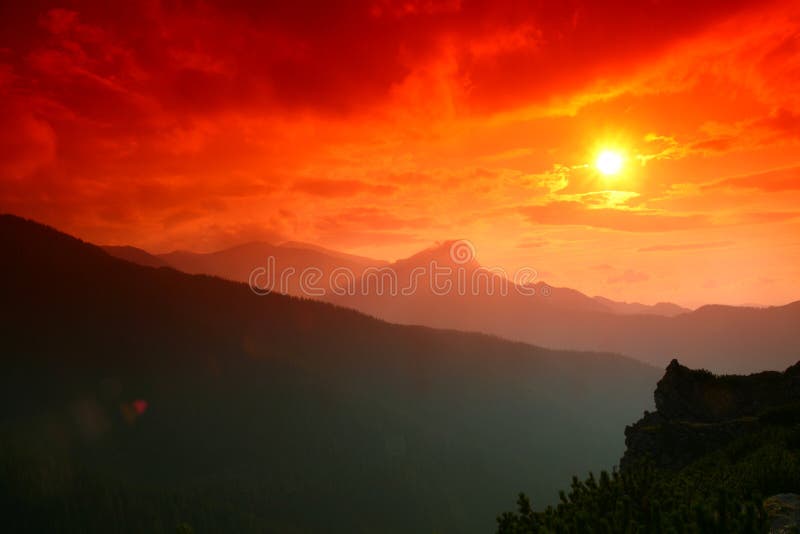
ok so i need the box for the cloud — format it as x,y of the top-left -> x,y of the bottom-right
738,211 -> 800,224
0,0 -> 774,122
689,137 -> 734,153
519,201 -> 708,232
707,166 -> 800,192
607,269 -> 650,284
292,179 -> 396,197
516,240 -> 547,249
0,109 -> 56,179
638,241 -> 733,252
315,207 -> 431,232
753,108 -> 800,140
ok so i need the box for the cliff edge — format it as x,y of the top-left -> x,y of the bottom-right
622,358 -> 800,469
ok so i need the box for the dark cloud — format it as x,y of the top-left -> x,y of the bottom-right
0,0 -> 765,119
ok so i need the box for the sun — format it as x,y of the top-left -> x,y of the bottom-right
596,150 -> 624,176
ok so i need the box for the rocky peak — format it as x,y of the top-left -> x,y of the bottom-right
621,359 -> 800,470
653,358 -> 800,422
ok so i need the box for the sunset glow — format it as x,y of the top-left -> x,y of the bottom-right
1,0 -> 799,307
2,4 -> 800,529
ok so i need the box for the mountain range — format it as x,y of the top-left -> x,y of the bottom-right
104,239 -> 800,373
2,214 -> 657,533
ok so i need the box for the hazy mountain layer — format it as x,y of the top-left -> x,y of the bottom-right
112,238 -> 798,373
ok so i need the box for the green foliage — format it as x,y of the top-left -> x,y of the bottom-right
497,426 -> 800,534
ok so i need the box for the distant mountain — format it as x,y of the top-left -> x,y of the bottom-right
158,241 -> 386,297
330,242 -> 800,373
278,240 -> 390,267
102,245 -> 171,268
331,240 -> 610,327
115,238 -> 800,373
149,239 -> 686,317
593,296 -> 691,316
0,215 -> 657,534
140,238 -> 687,318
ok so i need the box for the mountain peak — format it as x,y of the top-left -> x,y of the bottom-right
395,239 -> 481,269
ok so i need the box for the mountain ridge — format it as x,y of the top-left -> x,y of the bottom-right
94,224 -> 800,373
0,213 -> 658,534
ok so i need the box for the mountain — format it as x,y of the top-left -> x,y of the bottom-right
592,296 -> 691,316
158,241 -> 387,297
0,215 -> 658,534
278,240 -> 389,267
151,238 -> 686,317
331,239 -> 609,329
330,242 -> 800,373
102,245 -> 172,268
118,238 -> 799,373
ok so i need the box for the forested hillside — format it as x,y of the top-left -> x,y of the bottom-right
0,215 -> 657,533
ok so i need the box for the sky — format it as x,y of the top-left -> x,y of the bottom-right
1,0 -> 799,307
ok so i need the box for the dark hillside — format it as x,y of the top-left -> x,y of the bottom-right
0,215 -> 657,533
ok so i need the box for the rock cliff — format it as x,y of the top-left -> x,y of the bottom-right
622,358 -> 800,469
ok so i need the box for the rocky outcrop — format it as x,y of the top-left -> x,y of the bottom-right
621,359 -> 800,469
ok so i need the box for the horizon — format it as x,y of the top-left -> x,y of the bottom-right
97,231 -> 797,309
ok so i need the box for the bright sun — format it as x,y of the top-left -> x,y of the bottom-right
596,150 -> 624,176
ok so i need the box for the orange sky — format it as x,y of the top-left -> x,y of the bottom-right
1,0 -> 799,307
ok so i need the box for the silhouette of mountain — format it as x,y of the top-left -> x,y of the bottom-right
124,237 -> 688,319
0,214 -> 658,534
110,237 -> 800,373
593,296 -> 691,316
330,240 -> 611,334
158,241 -> 386,297
149,238 -> 684,317
102,245 -> 172,268
278,240 -> 390,267
331,244 -> 800,373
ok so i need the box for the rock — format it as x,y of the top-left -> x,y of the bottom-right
654,359 -> 800,422
764,494 -> 800,534
621,359 -> 800,470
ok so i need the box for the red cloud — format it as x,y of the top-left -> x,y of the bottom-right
708,166 -> 800,192
638,241 -> 733,252
607,269 -> 650,284
0,0 -> 770,119
293,179 -> 396,197
520,202 -> 708,232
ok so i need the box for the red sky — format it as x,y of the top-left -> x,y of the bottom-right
1,0 -> 799,307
